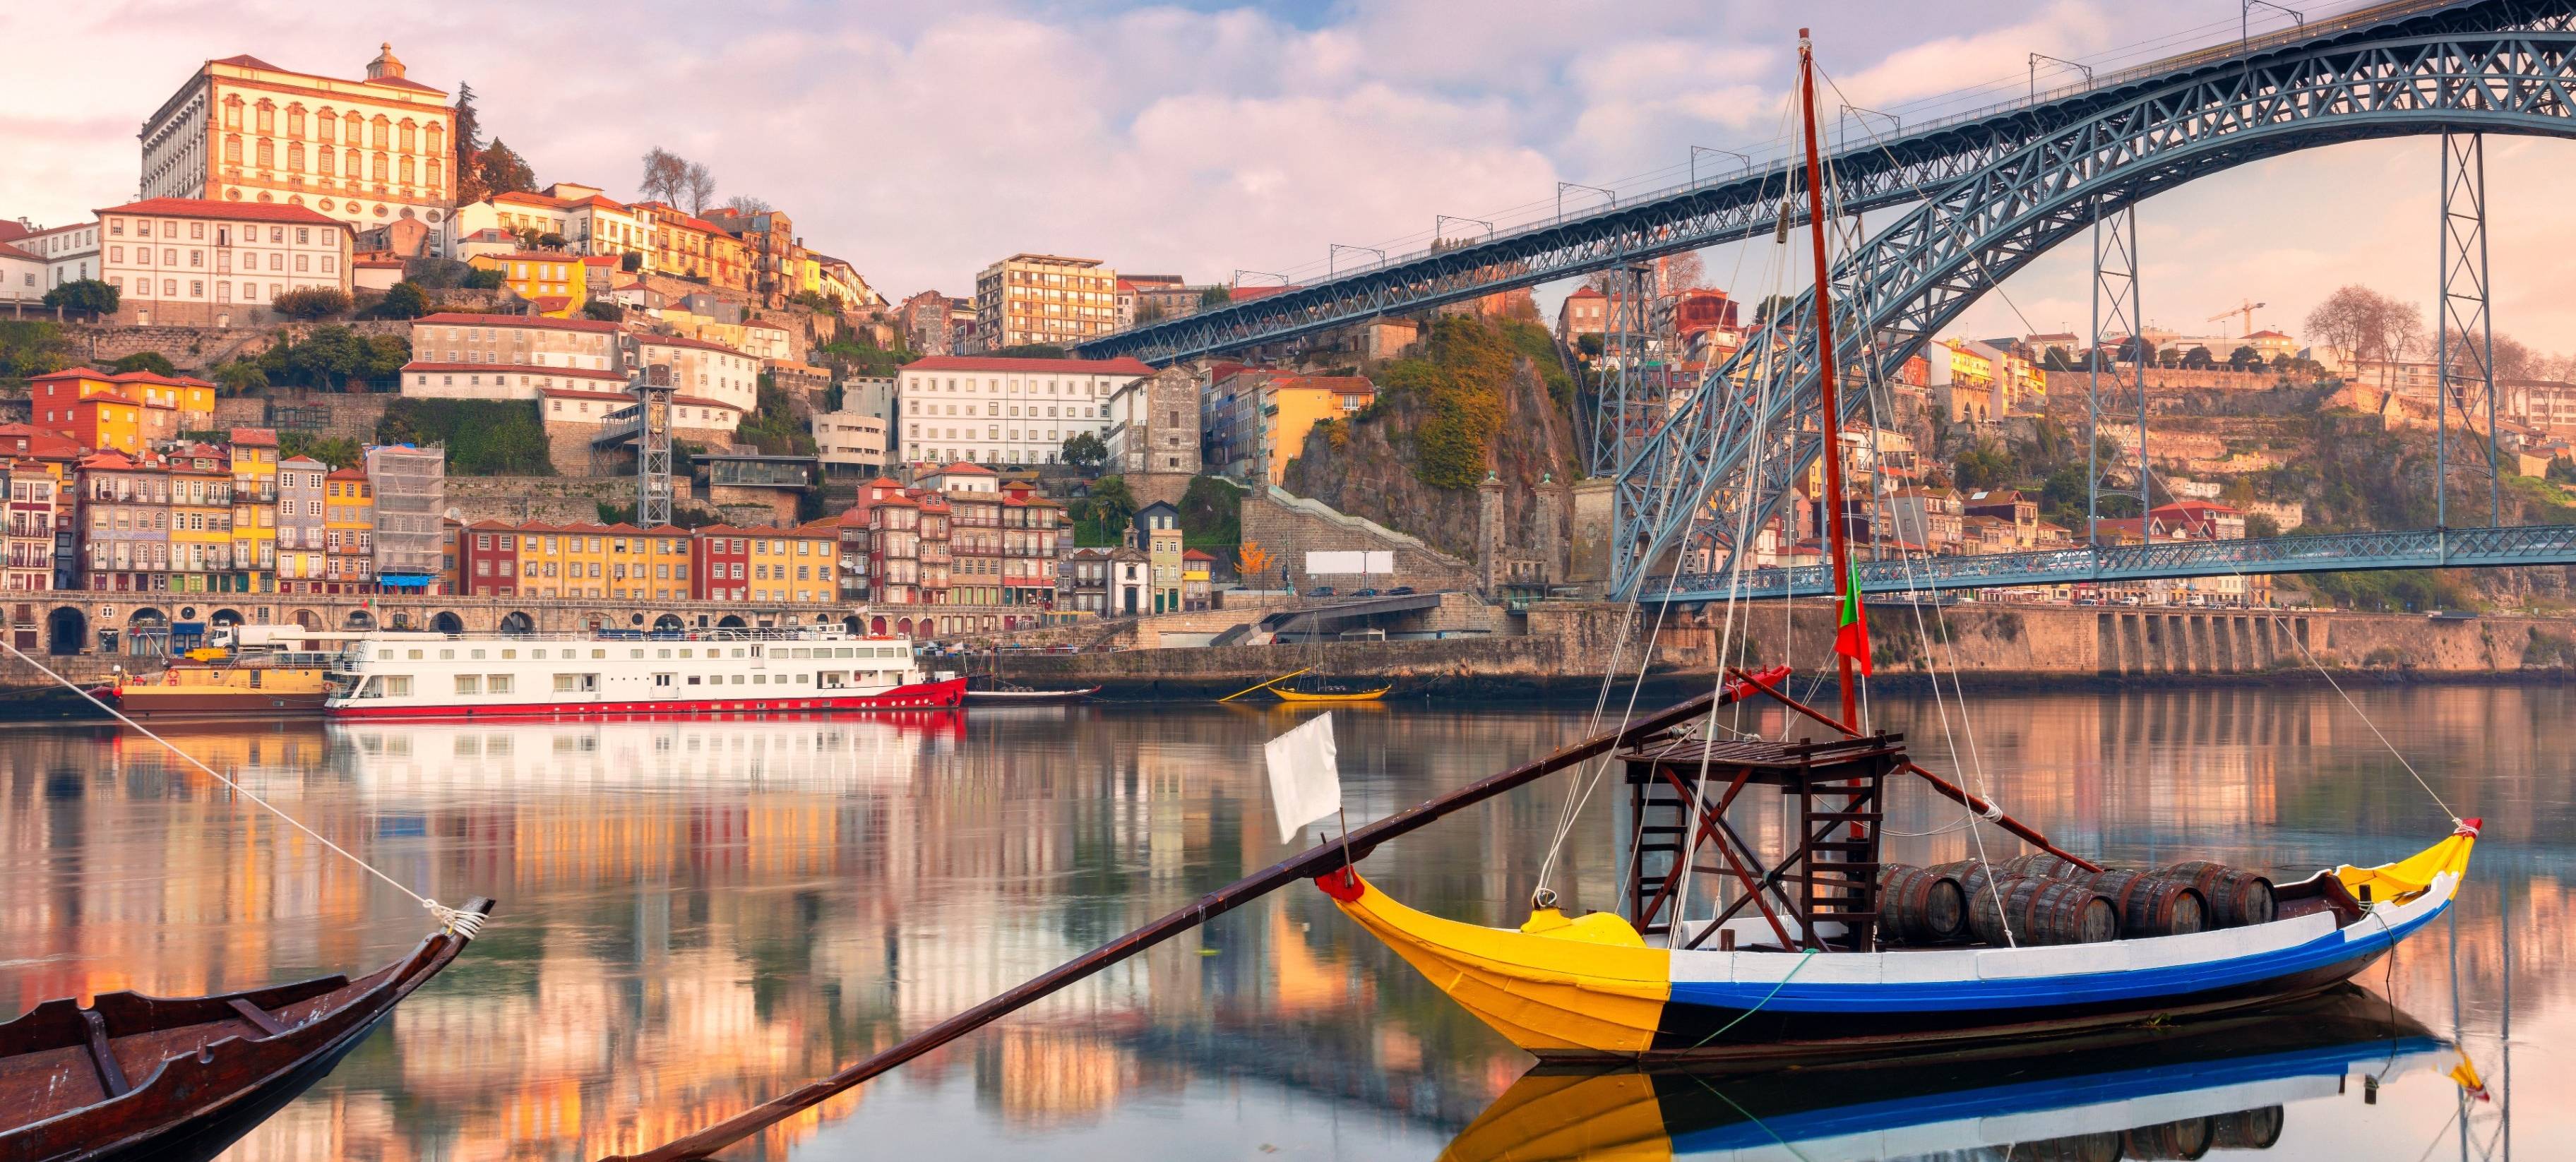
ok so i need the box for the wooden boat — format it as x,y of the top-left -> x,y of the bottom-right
1317,815 -> 2474,1064
1440,987 -> 2450,1162
963,685 -> 1099,706
107,658 -> 330,719
1271,684 -> 1390,704
0,899 -> 494,1162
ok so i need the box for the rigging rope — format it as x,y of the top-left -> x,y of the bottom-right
1,639 -> 485,939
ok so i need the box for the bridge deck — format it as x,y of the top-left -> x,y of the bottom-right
1654,524 -> 2576,603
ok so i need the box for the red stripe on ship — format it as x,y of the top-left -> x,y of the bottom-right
324,678 -> 969,720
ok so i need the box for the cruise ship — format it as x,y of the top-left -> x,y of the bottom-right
322,629 -> 965,719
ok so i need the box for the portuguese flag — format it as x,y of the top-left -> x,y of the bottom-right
1833,561 -> 1872,676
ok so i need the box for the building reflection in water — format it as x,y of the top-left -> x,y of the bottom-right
0,685 -> 2556,1160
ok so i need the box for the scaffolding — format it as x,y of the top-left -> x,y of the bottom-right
363,443 -> 447,588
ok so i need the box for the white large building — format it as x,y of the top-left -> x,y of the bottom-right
811,409 -> 889,478
894,354 -> 1150,467
15,221 -> 100,291
97,198 -> 354,325
138,45 -> 457,242
0,239 -> 45,302
396,313 -> 748,434
635,333 -> 759,413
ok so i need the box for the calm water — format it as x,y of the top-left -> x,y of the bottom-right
0,687 -> 2560,1161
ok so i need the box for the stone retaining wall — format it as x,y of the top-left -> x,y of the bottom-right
1242,486 -> 1479,594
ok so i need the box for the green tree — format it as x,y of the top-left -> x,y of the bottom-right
0,320 -> 73,379
732,376 -> 818,457
1754,293 -> 1797,324
2229,345 -> 2260,370
464,267 -> 506,290
42,278 -> 119,316
278,431 -> 362,468
2041,347 -> 2075,372
376,398 -> 554,474
479,138 -> 537,196
535,232 -> 567,248
791,290 -> 840,315
620,251 -> 643,272
1178,474 -> 1242,546
2245,513 -> 2283,539
271,287 -> 353,321
1061,431 -> 1108,469
109,351 -> 178,377
212,358 -> 268,395
1085,475 -> 1139,535
453,81 -> 488,204
1198,286 -> 1231,306
994,344 -> 1069,359
1134,299 -> 1167,325
374,281 -> 431,320
582,299 -> 623,322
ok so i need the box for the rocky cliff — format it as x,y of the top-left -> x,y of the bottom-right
1279,318 -> 1581,558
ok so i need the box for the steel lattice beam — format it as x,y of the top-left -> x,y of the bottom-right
1073,0 -> 2576,367
1614,21 -> 2576,600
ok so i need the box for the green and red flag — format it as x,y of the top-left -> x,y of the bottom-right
1833,561 -> 1871,676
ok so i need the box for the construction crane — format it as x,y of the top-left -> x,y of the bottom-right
2207,298 -> 2265,335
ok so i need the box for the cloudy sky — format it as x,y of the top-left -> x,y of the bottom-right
10,1 -> 2575,352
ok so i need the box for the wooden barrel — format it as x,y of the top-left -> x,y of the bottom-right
2012,1132 -> 2123,1162
2210,1106 -> 2285,1149
1926,859 -> 2005,912
2002,852 -> 2088,881
2122,1116 -> 2215,1159
2157,861 -> 2277,927
2069,868 -> 2207,938
1878,863 -> 1967,944
1967,877 -> 2119,947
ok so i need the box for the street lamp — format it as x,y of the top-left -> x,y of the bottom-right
1556,181 -> 1614,224
2027,52 -> 2094,99
2242,0 -> 2305,51
1435,215 -> 1494,244
1690,146 -> 1750,185
1328,244 -> 1384,277
1838,104 -> 1900,145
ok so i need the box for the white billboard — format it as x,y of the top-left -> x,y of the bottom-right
1306,551 -> 1366,575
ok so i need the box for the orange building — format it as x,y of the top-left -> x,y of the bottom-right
28,367 -> 211,450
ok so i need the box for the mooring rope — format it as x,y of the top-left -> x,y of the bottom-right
1,639 -> 484,939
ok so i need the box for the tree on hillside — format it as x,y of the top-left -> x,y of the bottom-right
212,358 -> 267,395
271,287 -> 353,321
1085,475 -> 1139,535
1753,293 -> 1796,324
374,281 -> 430,320
682,162 -> 716,215
109,351 -> 177,376
2229,345 -> 2261,370
1198,285 -> 1230,306
42,278 -> 119,316
0,321 -> 74,378
582,300 -> 622,322
723,194 -> 773,215
1061,431 -> 1107,470
453,81 -> 488,203
479,139 -> 536,196
995,344 -> 1068,359
2183,345 -> 2214,368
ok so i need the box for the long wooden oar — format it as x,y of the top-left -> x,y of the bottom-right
1215,665 -> 1311,702
604,670 -> 1781,1161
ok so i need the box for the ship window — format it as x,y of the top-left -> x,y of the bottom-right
753,674 -> 768,684
532,649 -> 547,659
503,649 -> 518,659
407,649 -> 424,660
631,649 -> 645,659
835,648 -> 854,659
657,649 -> 672,659
732,648 -> 746,658
454,674 -> 481,695
377,649 -> 393,660
470,649 -> 485,659
381,676 -> 412,697
733,674 -> 747,685
488,674 -> 514,694
680,649 -> 694,658
555,674 -> 579,693
795,673 -> 809,683
592,649 -> 607,659
819,672 -> 846,688
687,675 -> 702,685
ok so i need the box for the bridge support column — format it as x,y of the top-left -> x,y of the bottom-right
1590,263 -> 1659,477
2088,205 -> 2146,538
2437,131 -> 2500,529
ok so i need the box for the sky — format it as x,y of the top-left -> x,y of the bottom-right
8,0 -> 2575,354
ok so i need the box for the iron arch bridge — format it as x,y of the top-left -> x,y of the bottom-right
1615,14 -> 2576,601
1071,0 -> 2575,367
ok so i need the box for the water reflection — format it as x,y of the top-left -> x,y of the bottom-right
0,687 -> 2556,1160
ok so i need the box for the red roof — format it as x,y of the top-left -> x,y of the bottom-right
278,455 -> 328,468
1181,549 -> 1217,561
904,354 -> 1153,376
97,198 -> 350,229
354,258 -> 404,268
931,461 -> 995,475
326,467 -> 367,480
0,241 -> 38,263
581,255 -> 618,266
672,395 -> 742,412
537,387 -> 635,402
636,333 -> 748,357
530,297 -> 573,313
229,427 -> 278,446
415,311 -> 625,334
0,222 -> 32,244
208,54 -> 284,71
1564,286 -> 1606,299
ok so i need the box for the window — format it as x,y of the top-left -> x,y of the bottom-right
453,674 -> 481,695
487,674 -> 514,695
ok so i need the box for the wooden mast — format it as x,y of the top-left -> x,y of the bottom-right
1796,26 -> 1857,731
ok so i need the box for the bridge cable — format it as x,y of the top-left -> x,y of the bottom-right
0,638 -> 487,938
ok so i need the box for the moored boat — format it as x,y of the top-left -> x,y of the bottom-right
1271,684 -> 1390,704
108,659 -> 330,719
963,685 -> 1099,705
323,628 -> 965,720
0,899 -> 494,1162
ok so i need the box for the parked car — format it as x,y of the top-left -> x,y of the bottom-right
1352,587 -> 1381,597
1307,586 -> 1337,597
1388,586 -> 1417,595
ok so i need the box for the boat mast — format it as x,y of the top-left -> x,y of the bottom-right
1797,27 -> 1858,731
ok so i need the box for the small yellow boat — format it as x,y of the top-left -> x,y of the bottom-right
1272,684 -> 1390,704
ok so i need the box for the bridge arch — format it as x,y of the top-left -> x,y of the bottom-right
1620,28 -> 2576,594
344,609 -> 378,631
499,611 -> 537,636
655,613 -> 686,632
431,611 -> 465,635
291,609 -> 323,631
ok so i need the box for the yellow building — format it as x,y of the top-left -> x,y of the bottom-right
602,522 -> 691,602
324,467 -> 374,592
1257,375 -> 1376,486
516,522 -> 591,599
740,525 -> 837,604
468,251 -> 589,317
226,429 -> 278,593
166,445 -> 233,593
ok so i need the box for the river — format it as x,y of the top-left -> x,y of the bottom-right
0,685 -> 2559,1161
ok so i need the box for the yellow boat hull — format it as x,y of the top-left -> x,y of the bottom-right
1272,686 -> 1390,703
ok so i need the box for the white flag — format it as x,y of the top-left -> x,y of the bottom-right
1264,712 -> 1342,844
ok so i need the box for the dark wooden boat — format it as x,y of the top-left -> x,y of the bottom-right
962,684 -> 1099,705
0,898 -> 494,1162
